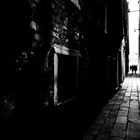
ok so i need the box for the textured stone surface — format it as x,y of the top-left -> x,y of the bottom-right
83,76 -> 140,140
126,122 -> 140,138
111,123 -> 126,137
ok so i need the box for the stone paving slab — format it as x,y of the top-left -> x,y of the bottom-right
83,76 -> 140,140
117,110 -> 128,116
83,134 -> 95,140
109,137 -> 124,140
126,137 -> 140,140
125,92 -> 131,96
119,106 -> 129,111
111,123 -> 126,138
116,116 -> 127,124
126,122 -> 140,138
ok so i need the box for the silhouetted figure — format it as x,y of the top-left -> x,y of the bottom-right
133,65 -> 137,74
130,65 -> 132,73
130,65 -> 134,74
130,65 -> 138,74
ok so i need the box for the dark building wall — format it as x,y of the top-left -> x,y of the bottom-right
0,1 -> 130,139
0,0 -> 85,107
78,0 -> 129,109
104,0 -> 129,88
0,0 -> 33,100
0,0 -> 129,116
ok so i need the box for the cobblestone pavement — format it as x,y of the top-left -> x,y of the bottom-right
83,74 -> 140,140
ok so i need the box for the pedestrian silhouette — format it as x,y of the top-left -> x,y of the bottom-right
130,65 -> 132,73
130,65 -> 134,74
133,65 -> 137,74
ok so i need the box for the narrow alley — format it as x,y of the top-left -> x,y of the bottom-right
0,0 -> 140,140
83,74 -> 140,140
